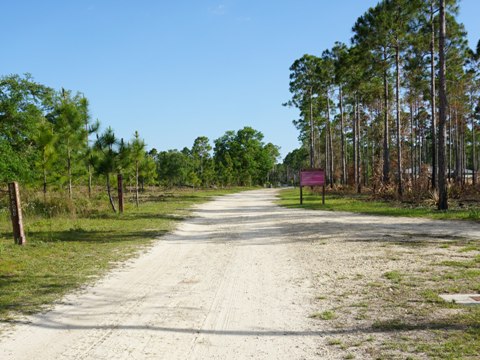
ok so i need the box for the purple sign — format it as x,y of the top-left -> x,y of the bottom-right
300,169 -> 325,187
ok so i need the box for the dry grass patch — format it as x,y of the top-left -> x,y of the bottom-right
295,232 -> 480,359
0,187 -> 244,322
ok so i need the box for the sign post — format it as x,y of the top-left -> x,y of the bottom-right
299,169 -> 325,205
8,182 -> 26,245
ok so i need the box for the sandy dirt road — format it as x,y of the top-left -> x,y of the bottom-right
2,189 -> 480,359
0,189 -> 321,360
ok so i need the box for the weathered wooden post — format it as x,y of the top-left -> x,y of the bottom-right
117,174 -> 124,213
8,182 -> 26,245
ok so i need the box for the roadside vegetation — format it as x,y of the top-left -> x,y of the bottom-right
316,237 -> 480,359
280,5 -> 480,353
2,0 -> 480,356
0,71 -> 279,323
281,0 -> 480,212
0,187 -> 245,322
278,186 -> 480,358
0,74 -> 280,213
279,187 -> 480,221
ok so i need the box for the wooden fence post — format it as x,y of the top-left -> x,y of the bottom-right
117,174 -> 124,213
8,182 -> 26,245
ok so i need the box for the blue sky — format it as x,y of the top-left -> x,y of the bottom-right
2,1 -> 479,159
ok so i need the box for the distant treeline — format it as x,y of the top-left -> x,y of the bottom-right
0,74 -> 280,206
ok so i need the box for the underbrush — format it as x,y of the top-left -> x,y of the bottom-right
0,186 -> 111,220
280,184 -> 480,221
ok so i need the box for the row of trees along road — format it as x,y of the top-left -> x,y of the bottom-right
284,0 -> 480,210
155,127 -> 279,188
0,73 -> 279,212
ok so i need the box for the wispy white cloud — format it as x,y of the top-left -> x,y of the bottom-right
210,4 -> 227,16
237,16 -> 252,23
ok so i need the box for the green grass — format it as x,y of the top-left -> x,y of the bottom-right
0,187 -> 244,321
411,308 -> 480,359
368,249 -> 480,358
438,256 -> 480,269
278,188 -> 480,221
278,188 -> 480,358
459,244 -> 480,252
310,310 -> 336,320
327,338 -> 343,346
372,318 -> 414,331
383,270 -> 404,283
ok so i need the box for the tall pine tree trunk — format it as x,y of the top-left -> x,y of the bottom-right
309,88 -> 314,168
383,51 -> 390,184
88,164 -> 92,198
438,0 -> 448,210
106,173 -> 117,213
416,107 -> 422,176
473,97 -> 477,185
395,45 -> 403,197
448,107 -> 452,181
67,146 -> 73,200
43,167 -> 47,203
357,101 -> 362,194
353,95 -> 358,188
410,101 -> 415,184
455,108 -> 461,184
326,94 -> 334,187
325,124 -> 329,183
462,122 -> 466,186
135,161 -> 139,208
364,123 -> 369,187
86,120 -> 91,198
339,86 -> 347,185
430,0 -> 438,190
